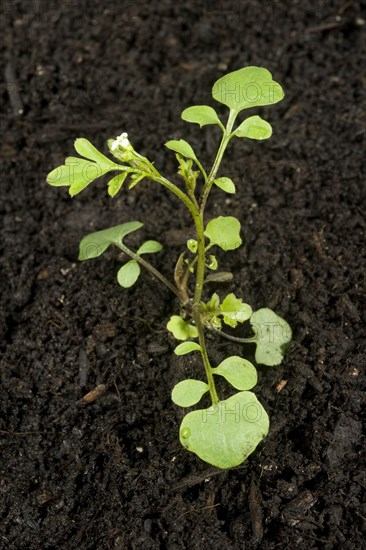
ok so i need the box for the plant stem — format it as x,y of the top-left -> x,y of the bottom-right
206,324 -> 256,343
191,202 -> 219,404
116,242 -> 182,299
199,109 -> 237,213
190,109 -> 238,405
153,175 -> 197,218
194,309 -> 219,405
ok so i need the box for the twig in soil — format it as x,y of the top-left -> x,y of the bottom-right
305,22 -> 342,33
172,468 -> 229,490
249,475 -> 264,544
0,430 -> 46,436
82,384 -> 106,403
5,58 -> 24,116
173,463 -> 251,490
113,381 -> 121,403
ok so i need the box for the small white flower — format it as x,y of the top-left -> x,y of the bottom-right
111,132 -> 130,151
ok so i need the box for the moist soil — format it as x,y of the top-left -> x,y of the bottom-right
1,1 -> 365,549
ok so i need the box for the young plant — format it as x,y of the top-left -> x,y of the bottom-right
47,67 -> 291,469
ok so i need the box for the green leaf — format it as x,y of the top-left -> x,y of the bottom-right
167,316 -> 199,341
213,356 -> 257,390
206,293 -> 220,311
205,255 -> 218,270
213,177 -> 236,194
74,138 -> 116,167
212,66 -> 284,113
47,156 -> 123,196
174,342 -> 202,355
165,139 -> 198,162
250,308 -> 292,366
108,172 -> 128,197
181,106 -> 222,128
129,173 -> 145,189
201,293 -> 222,329
117,260 -> 141,288
187,239 -> 198,254
172,379 -> 209,407
179,391 -> 269,469
205,271 -> 233,284
78,221 -> 143,261
221,293 -> 252,328
204,216 -> 242,251
137,240 -> 163,255
233,115 -> 272,140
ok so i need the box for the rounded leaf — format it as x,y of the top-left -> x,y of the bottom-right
213,356 -> 257,390
165,139 -> 197,161
233,115 -> 272,140
179,391 -> 269,469
117,260 -> 140,288
167,316 -> 198,341
205,255 -> 218,270
174,342 -> 202,355
172,379 -> 209,407
181,106 -> 222,128
137,240 -> 163,255
187,239 -> 198,253
213,177 -> 236,194
250,308 -> 292,366
204,216 -> 242,251
212,66 -> 284,113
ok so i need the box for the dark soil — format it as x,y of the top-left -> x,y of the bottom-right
1,1 -> 365,549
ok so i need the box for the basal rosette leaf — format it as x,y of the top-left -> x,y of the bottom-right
250,308 -> 292,366
179,391 -> 269,469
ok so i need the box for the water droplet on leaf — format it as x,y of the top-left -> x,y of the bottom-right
181,427 -> 191,439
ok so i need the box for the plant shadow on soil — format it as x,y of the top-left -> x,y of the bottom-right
0,1 -> 365,549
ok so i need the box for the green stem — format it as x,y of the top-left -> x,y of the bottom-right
206,324 -> 256,343
190,109 -> 238,405
194,158 -> 208,185
193,306 -> 219,405
153,175 -> 197,218
199,109 -> 237,213
191,209 -> 219,404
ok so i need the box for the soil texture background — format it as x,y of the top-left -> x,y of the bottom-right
1,1 -> 365,549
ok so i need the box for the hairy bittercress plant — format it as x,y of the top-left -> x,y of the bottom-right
47,67 -> 291,469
